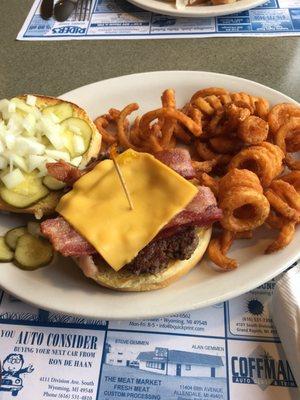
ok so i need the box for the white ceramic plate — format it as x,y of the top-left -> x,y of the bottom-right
127,0 -> 266,18
0,71 -> 299,320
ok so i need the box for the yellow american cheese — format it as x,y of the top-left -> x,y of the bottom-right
56,149 -> 198,271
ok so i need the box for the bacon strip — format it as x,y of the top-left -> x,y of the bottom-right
41,186 -> 221,257
47,149 -> 195,187
46,161 -> 82,185
157,186 -> 222,239
155,148 -> 195,179
166,186 -> 220,228
77,255 -> 99,278
40,217 -> 96,257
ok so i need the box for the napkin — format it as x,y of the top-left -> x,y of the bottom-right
272,262 -> 300,386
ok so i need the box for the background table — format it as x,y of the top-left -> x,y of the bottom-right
1,0 -> 300,101
0,2 -> 299,400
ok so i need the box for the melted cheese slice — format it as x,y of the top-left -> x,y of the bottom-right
56,149 -> 198,271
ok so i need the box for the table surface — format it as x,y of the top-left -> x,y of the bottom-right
0,4 -> 299,398
1,0 -> 300,101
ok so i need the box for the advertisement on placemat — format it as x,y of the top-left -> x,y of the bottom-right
99,331 -> 227,400
0,324 -> 104,399
227,277 -> 280,340
109,303 -> 225,337
17,0 -> 300,40
228,341 -> 297,399
0,266 -> 298,399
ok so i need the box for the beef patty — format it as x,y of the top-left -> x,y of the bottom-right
125,226 -> 199,275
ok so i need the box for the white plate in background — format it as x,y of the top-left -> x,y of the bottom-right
0,71 -> 299,320
127,0 -> 266,18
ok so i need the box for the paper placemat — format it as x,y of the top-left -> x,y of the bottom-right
0,262 -> 298,399
17,0 -> 300,40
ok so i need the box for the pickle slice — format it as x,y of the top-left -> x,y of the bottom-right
43,175 -> 66,190
14,234 -> 53,270
0,172 -> 49,208
61,130 -> 75,157
42,103 -> 73,122
0,237 -> 14,262
61,117 -> 92,156
5,227 -> 27,250
27,222 -> 42,237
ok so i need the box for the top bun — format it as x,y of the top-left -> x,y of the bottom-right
0,95 -> 101,219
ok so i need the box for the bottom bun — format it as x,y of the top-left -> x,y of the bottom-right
77,227 -> 211,292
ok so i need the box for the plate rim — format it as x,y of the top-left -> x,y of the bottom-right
0,70 -> 299,320
60,70 -> 298,105
1,254 -> 299,320
126,0 -> 267,18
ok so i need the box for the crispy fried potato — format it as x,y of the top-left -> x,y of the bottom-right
161,89 -> 177,148
140,108 -> 202,139
268,103 -> 300,135
196,172 -> 219,197
265,188 -> 300,222
237,116 -> 269,145
117,103 -> 140,151
192,160 -> 217,173
191,87 -> 229,102
94,116 -> 117,145
279,171 -> 300,192
228,142 -> 284,187
208,237 -> 237,271
265,221 -> 296,254
220,230 -> 235,254
93,86 -> 300,268
174,124 -> 192,144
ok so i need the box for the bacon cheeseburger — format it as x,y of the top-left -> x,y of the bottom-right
41,149 -> 222,291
